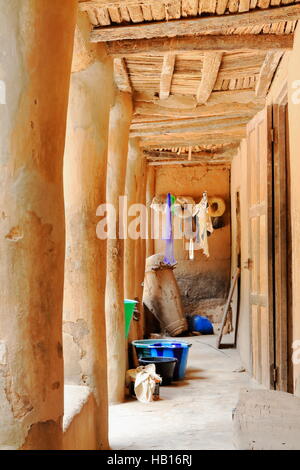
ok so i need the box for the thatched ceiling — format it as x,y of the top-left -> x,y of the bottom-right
80,1 -> 300,164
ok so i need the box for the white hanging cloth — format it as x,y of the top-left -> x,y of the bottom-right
192,191 -> 213,257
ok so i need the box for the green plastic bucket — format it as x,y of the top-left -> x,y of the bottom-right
124,299 -> 138,338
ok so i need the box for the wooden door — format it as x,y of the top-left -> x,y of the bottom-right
247,107 -> 274,389
273,98 -> 293,393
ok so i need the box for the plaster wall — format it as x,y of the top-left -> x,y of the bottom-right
154,165 -> 231,321
63,386 -> 97,450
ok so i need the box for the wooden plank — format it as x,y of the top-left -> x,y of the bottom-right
159,54 -> 176,99
140,130 -> 244,145
148,159 -> 231,166
131,113 -> 252,132
130,119 -> 249,137
255,51 -> 283,98
90,4 -> 300,41
141,4 -> 153,21
273,103 -> 288,392
199,0 -> 218,14
114,58 -> 132,92
144,148 -> 238,160
216,0 -> 229,14
228,0 -> 239,12
127,5 -> 144,23
182,0 -> 199,16
95,7 -> 111,26
105,34 -> 294,56
141,136 -> 242,147
134,88 -> 265,107
247,106 -> 274,389
217,269 -> 240,348
239,0 -> 251,12
197,52 -> 223,103
134,100 -> 263,118
150,1 -> 166,20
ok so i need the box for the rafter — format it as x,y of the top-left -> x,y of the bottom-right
90,5 -> 300,42
196,52 -> 223,104
131,113 -> 253,133
144,147 -> 238,161
105,34 -> 294,56
255,51 -> 284,98
113,58 -> 132,93
134,89 -> 265,107
133,100 -> 263,119
130,115 -> 250,138
148,160 -> 231,166
140,135 -> 242,148
159,54 -> 176,100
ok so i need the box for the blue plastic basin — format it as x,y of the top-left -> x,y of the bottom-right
132,339 -> 192,380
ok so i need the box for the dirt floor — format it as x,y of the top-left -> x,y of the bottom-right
109,335 -> 260,450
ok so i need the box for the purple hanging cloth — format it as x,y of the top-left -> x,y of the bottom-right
163,193 -> 176,265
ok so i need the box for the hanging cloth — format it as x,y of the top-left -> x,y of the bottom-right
193,192 -> 213,257
163,192 -> 176,265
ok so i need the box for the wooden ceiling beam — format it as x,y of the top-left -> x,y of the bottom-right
140,136 -> 242,148
139,130 -> 246,147
90,5 -> 300,42
255,51 -> 284,98
130,117 -> 250,138
113,58 -> 132,92
196,52 -> 223,104
144,148 -> 239,160
131,114 -> 252,133
133,100 -> 263,118
148,160 -> 231,166
159,54 -> 176,100
105,34 -> 294,57
134,89 -> 265,107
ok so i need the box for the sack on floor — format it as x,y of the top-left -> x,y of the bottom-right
127,364 -> 162,403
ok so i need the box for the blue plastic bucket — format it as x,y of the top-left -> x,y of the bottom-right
132,339 -> 192,380
188,315 -> 214,334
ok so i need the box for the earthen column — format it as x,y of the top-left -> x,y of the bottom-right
63,46 -> 114,449
0,1 -> 77,449
146,166 -> 156,258
135,156 -> 147,339
105,91 -> 133,404
124,138 -> 143,341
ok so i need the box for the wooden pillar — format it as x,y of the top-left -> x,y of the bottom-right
105,91 -> 133,404
0,1 -> 77,449
63,46 -> 114,449
146,166 -> 156,258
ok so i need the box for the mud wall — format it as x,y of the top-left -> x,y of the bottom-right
154,165 -> 231,322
